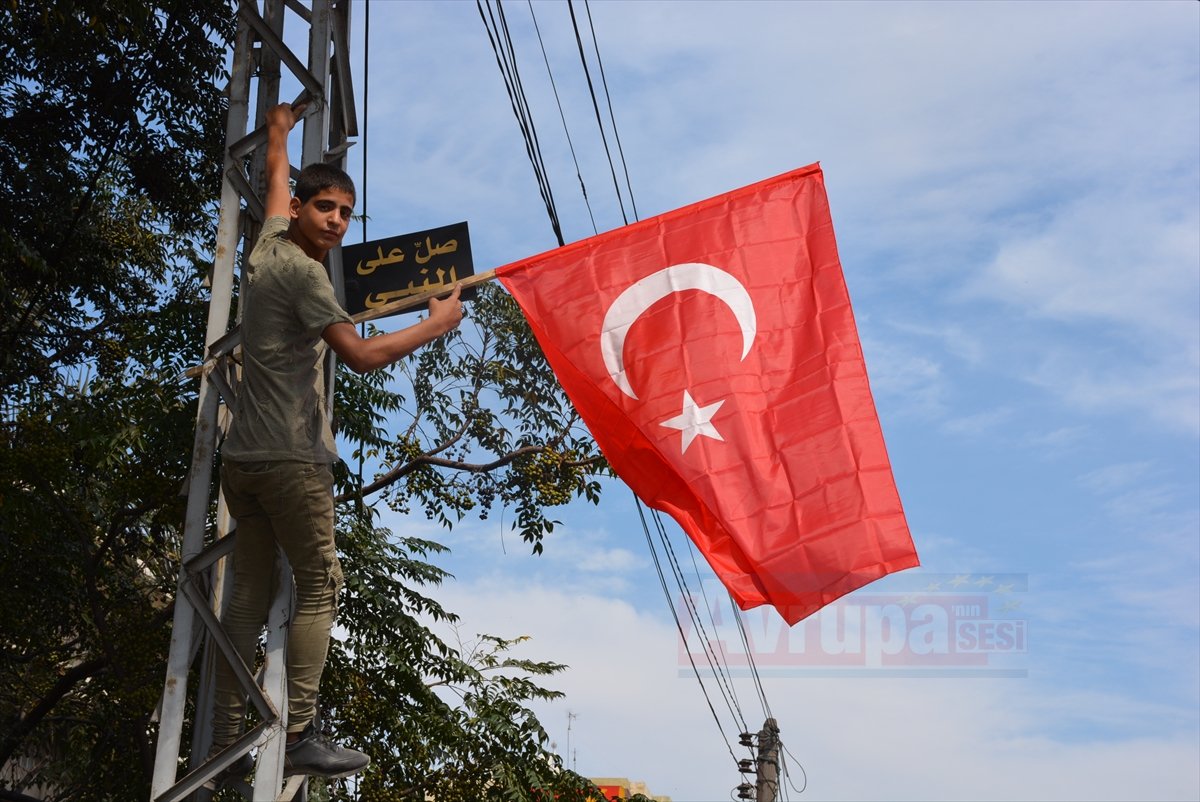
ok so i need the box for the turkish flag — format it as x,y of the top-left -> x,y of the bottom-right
496,164 -> 917,624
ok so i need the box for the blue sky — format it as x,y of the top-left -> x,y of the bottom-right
282,1 -> 1200,799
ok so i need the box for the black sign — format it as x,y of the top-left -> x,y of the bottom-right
341,221 -> 474,317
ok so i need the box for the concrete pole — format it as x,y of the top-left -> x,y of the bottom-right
755,718 -> 780,802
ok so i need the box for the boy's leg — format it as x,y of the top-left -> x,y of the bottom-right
256,461 -> 342,735
211,461 -> 279,748
219,460 -> 366,778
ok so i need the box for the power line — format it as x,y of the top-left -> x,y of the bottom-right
526,0 -> 597,236
780,737 -> 809,797
581,0 -> 638,222
565,10 -> 790,791
477,0 -> 564,245
495,0 -> 563,244
360,0 -> 370,245
566,0 -> 628,226
730,593 -> 773,723
684,537 -> 754,722
635,495 -> 751,779
651,506 -> 749,734
356,0 -> 372,495
479,8 -> 790,791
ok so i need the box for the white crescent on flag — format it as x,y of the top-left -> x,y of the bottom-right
598,262 -> 757,400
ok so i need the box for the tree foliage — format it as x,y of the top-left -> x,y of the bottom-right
1,2 -> 614,801
1,1 -> 233,798
339,282 -> 606,549
0,0 -> 230,392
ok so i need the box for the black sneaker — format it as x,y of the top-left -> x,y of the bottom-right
284,723 -> 370,778
201,750 -> 254,790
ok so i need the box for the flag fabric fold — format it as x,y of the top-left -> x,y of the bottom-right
496,164 -> 917,624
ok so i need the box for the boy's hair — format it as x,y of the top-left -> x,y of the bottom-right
294,163 -> 356,205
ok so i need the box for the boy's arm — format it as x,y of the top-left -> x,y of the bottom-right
263,103 -> 304,219
323,285 -> 464,374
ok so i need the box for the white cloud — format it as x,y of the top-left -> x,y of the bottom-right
1037,464 -> 1200,695
940,407 -> 1013,438
959,189 -> 1200,434
343,0 -> 1199,437
884,320 -> 987,367
1077,461 -> 1155,494
1023,425 -> 1090,456
1024,347 -> 1200,434
858,334 -> 949,421
970,196 -> 1199,339
430,577 -> 1199,802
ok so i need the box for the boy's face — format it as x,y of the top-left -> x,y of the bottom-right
289,188 -> 354,259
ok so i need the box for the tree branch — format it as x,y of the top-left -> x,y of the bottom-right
0,657 -> 108,770
337,404 -> 605,506
339,445 -> 550,503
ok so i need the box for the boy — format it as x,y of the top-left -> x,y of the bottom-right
210,102 -> 463,780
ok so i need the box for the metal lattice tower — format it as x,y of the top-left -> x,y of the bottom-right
150,1 -> 356,799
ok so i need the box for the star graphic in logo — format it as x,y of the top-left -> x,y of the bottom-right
661,390 -> 725,454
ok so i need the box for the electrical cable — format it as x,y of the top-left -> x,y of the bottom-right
582,0 -> 638,221
526,0 -> 598,236
477,0 -> 564,245
662,527 -> 747,733
356,0 -> 371,496
649,506 -> 741,727
780,738 -> 809,795
650,507 -> 749,734
360,0 -> 369,247
634,495 -> 750,779
496,0 -> 560,237
730,593 -> 773,722
685,537 -> 750,725
574,10 -> 794,787
485,7 -> 785,789
566,0 -> 628,226
490,0 -> 563,243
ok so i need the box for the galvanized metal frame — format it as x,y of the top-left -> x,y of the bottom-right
150,2 -> 356,799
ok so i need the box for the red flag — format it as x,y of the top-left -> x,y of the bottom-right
496,164 -> 917,624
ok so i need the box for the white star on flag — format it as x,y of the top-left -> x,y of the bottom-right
660,390 -> 725,454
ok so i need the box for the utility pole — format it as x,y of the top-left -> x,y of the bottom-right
566,711 -> 577,771
148,2 -> 357,800
755,717 -> 780,802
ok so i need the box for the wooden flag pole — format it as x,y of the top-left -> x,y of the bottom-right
350,267 -> 496,325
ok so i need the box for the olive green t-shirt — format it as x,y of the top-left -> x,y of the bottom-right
222,216 -> 353,463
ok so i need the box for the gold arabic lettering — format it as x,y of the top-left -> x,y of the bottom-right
361,265 -> 459,308
357,245 -> 406,276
